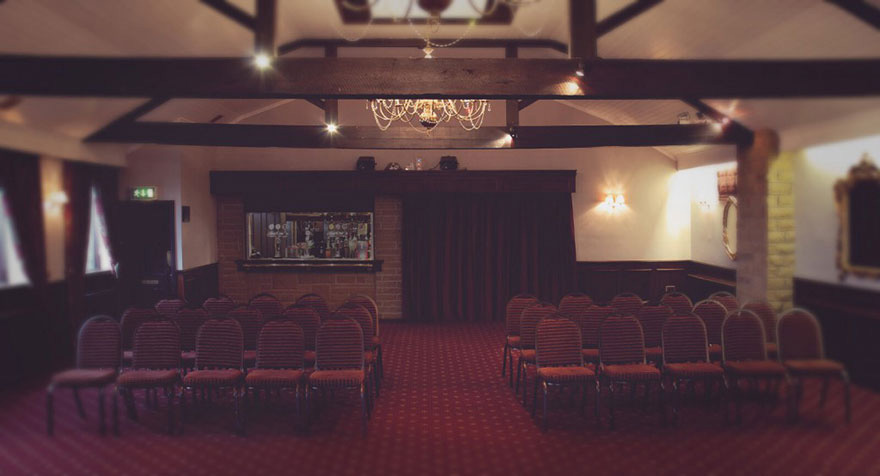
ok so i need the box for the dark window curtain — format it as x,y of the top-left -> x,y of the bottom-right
64,162 -> 119,331
0,149 -> 47,290
402,192 -> 576,322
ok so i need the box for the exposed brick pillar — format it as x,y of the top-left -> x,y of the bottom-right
736,130 -> 779,305
374,195 -> 403,319
767,151 -> 796,312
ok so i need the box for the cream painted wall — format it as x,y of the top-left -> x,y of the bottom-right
39,157 -> 65,282
180,149 -> 217,269
676,161 -> 738,269
795,134 -> 880,291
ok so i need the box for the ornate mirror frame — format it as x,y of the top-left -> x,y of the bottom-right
722,196 -> 738,261
835,153 -> 880,280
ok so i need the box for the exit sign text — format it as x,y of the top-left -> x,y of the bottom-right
130,186 -> 157,200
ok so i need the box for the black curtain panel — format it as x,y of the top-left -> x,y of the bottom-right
63,162 -> 119,331
402,192 -> 576,323
0,149 -> 47,290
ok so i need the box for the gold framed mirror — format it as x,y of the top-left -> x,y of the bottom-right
835,153 -> 880,280
722,196 -> 738,261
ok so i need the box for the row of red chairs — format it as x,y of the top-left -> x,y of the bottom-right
503,291 -> 850,430
47,293 -> 383,437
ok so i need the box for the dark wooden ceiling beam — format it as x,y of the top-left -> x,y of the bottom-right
826,0 -> 880,29
569,0 -> 597,59
596,0 -> 663,36
254,0 -> 276,54
277,38 -> 569,56
2,56 -> 879,99
86,122 -> 744,149
681,98 -> 754,145
518,99 -> 538,111
199,0 -> 256,30
85,97 -> 169,141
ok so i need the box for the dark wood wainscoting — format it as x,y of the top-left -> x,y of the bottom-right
794,278 -> 880,390
178,263 -> 219,307
575,260 -> 736,304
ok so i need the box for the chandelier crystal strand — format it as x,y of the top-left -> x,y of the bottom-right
368,99 -> 491,132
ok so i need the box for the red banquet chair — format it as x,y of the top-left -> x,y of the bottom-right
777,308 -> 851,423
660,292 -> 694,316
599,315 -> 664,429
636,305 -> 673,364
743,300 -> 780,359
710,291 -> 740,314
282,305 -> 322,368
609,292 -> 644,318
572,305 -> 614,367
534,316 -> 598,431
155,298 -> 187,319
335,302 -> 379,398
248,293 -> 282,320
346,294 -> 383,380
174,307 -> 209,370
180,318 -> 245,435
693,299 -> 727,362
721,309 -> 788,424
516,302 -> 558,406
244,320 -> 305,431
203,296 -> 236,317
296,293 -> 331,322
502,294 -> 538,384
661,314 -> 724,423
47,315 -> 121,436
558,292 -> 593,318
116,320 -> 182,434
229,306 -> 263,368
306,317 -> 370,436
120,307 -> 161,366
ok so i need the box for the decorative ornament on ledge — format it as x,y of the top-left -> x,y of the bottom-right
835,153 -> 880,280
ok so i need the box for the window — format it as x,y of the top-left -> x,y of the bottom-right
0,187 -> 30,288
86,186 -> 113,274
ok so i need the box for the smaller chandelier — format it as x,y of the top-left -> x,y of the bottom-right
368,99 -> 490,132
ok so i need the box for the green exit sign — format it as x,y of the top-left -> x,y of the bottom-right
130,186 -> 157,200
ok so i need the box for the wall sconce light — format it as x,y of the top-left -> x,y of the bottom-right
43,190 -> 68,214
602,193 -> 626,212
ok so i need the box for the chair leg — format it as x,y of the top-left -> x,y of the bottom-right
98,387 -> 106,436
672,379 -> 680,424
542,380 -> 549,432
360,384 -> 368,437
235,387 -> 244,436
843,372 -> 851,424
508,351 -> 515,387
521,362 -> 530,406
658,380 -> 666,427
501,342 -> 509,377
515,356 -> 522,393
165,387 -> 175,435
532,373 -> 539,416
46,387 -> 55,436
594,380 -> 601,427
304,385 -> 311,433
608,381 -> 616,430
73,388 -> 86,419
179,387 -> 188,428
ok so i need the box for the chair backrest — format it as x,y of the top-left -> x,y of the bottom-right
572,305 -> 614,349
256,320 -> 304,370
777,308 -> 825,361
335,302 -> 374,351
203,296 -> 236,317
743,300 -> 778,344
709,291 -> 739,313
195,318 -> 243,370
155,298 -> 187,319
599,315 -> 646,366
519,302 -> 558,349
610,292 -> 644,317
504,294 -> 538,336
296,293 -> 331,322
662,314 -> 710,365
660,292 -> 694,316
536,316 -> 583,368
120,307 -> 161,350
558,293 -> 593,319
175,307 -> 209,352
637,305 -> 673,349
347,294 -> 379,336
315,317 -> 364,371
282,305 -> 321,351
77,315 -> 121,370
229,306 -> 263,351
132,320 -> 180,370
248,294 -> 282,320
692,299 -> 727,346
722,309 -> 767,363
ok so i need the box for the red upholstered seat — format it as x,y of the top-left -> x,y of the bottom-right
309,369 -> 364,388
537,366 -> 596,384
520,349 -> 536,363
507,335 -> 521,346
364,350 -> 376,364
766,342 -> 778,359
602,363 -> 661,381
243,350 -> 257,366
51,368 -> 117,387
646,346 -> 662,361
371,335 -> 381,348
304,350 -> 316,366
784,359 -> 845,375
724,360 -> 787,376
581,348 -> 599,362
183,369 -> 243,387
117,369 -> 179,387
664,362 -> 723,378
245,369 -> 304,387
708,344 -> 722,361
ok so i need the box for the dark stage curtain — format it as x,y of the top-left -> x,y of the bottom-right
402,193 -> 576,323
64,162 -> 119,331
0,149 -> 47,290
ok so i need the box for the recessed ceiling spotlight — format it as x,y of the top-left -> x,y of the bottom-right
254,53 -> 272,70
326,123 -> 338,133
575,60 -> 585,77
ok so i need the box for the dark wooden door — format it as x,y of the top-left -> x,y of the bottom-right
114,201 -> 176,307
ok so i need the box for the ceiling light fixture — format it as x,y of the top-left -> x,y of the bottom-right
253,53 -> 272,70
326,123 -> 339,133
368,99 -> 490,133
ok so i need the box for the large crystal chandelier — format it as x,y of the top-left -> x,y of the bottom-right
369,98 -> 490,132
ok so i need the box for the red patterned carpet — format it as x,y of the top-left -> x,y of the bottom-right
1,322 -> 879,475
